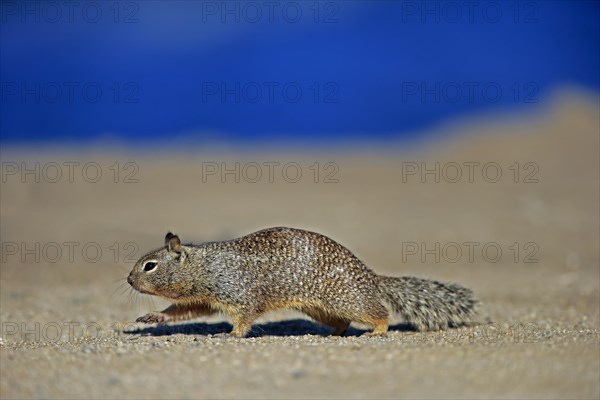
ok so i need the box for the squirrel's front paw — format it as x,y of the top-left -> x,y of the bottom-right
136,312 -> 167,324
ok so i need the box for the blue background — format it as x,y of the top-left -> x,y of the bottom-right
1,0 -> 598,145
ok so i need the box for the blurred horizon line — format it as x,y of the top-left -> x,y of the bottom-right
0,85 -> 597,153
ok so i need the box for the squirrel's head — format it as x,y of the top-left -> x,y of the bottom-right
127,232 -> 194,301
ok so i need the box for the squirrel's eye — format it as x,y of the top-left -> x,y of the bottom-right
143,261 -> 157,272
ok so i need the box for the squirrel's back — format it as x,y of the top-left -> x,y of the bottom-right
229,226 -> 378,286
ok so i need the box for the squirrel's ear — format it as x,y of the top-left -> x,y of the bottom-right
165,232 -> 182,254
165,232 -> 176,245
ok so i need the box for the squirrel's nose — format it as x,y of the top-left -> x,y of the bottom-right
127,274 -> 133,286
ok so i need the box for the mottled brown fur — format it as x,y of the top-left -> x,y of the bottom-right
127,227 -> 479,337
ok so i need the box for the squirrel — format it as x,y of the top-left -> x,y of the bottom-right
127,227 -> 479,337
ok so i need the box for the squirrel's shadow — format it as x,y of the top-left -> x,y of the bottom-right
125,319 -> 416,337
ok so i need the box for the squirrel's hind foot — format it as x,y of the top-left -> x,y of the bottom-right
361,319 -> 388,337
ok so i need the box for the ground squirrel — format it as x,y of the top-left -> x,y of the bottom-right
127,227 -> 479,337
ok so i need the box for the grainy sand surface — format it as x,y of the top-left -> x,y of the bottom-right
1,92 -> 599,399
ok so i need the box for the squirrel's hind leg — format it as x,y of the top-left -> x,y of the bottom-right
362,319 -> 388,336
330,319 -> 351,336
355,302 -> 389,336
298,305 -> 350,336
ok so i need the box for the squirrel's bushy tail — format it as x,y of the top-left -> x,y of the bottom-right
377,276 -> 479,331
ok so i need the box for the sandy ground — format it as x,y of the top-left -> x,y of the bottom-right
1,91 -> 599,399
